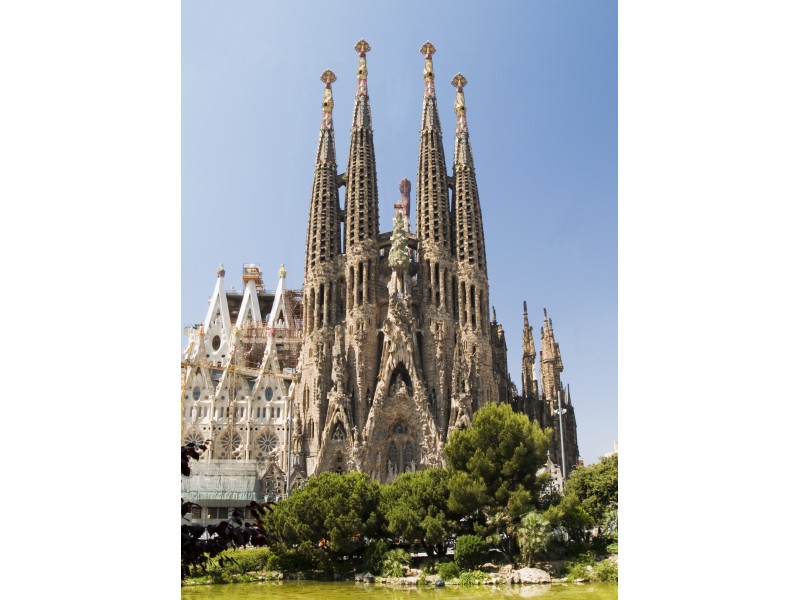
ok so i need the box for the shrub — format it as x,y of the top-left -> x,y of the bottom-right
419,557 -> 438,575
381,548 -> 410,578
437,561 -> 460,581
458,570 -> 490,585
606,542 -> 618,554
454,535 -> 487,571
362,539 -> 390,574
593,559 -> 618,582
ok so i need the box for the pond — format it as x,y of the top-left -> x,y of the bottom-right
181,581 -> 618,599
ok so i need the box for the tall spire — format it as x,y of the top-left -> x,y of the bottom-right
304,70 -> 342,273
416,41 -> 452,252
344,39 -> 379,249
540,307 -> 564,402
521,300 -> 538,398
451,73 -> 486,273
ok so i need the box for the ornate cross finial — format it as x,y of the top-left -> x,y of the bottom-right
217,263 -> 225,278
320,70 -> 336,129
451,73 -> 468,131
420,41 -> 436,97
354,39 -> 370,95
278,264 -> 287,279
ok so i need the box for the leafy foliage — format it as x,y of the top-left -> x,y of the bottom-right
380,548 -> 410,578
437,561 -> 460,581
517,510 -> 552,565
380,468 -> 453,556
259,471 -> 382,566
564,454 -> 618,527
453,534 -> 487,571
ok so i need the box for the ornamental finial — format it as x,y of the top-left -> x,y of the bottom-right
217,263 -> 225,278
320,70 -> 336,129
420,41 -> 436,97
278,264 -> 287,279
354,39 -> 370,95
452,73 -> 468,131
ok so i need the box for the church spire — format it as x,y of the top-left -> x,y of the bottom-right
540,307 -> 564,402
416,41 -> 452,253
344,39 -> 379,249
521,300 -> 538,398
304,70 -> 342,274
451,73 -> 487,274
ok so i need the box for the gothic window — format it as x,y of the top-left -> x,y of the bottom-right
332,423 -> 345,441
219,432 -> 243,455
192,386 -> 202,401
258,432 -> 279,454
212,335 -> 221,351
265,387 -> 273,401
184,431 -> 205,447
387,442 -> 399,470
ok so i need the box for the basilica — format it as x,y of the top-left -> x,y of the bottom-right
181,41 -> 579,521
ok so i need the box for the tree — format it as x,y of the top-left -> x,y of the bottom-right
517,510 -> 552,565
259,471 -> 382,565
445,403 -> 552,510
380,468 -> 454,557
564,454 -> 618,529
444,403 -> 552,565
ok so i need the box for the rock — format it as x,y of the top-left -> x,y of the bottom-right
516,567 -> 551,584
499,564 -> 514,574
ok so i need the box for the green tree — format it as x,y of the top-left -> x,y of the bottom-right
380,468 -> 454,557
454,534 -> 487,570
445,403 -> 551,510
260,471 -> 382,566
543,491 -> 593,544
517,510 -> 552,565
564,454 -> 618,530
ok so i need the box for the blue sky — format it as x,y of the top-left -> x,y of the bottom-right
182,0 -> 618,464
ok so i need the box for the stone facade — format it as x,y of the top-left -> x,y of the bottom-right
181,42 -> 582,512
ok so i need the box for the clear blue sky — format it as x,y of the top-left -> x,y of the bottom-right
182,0 -> 618,464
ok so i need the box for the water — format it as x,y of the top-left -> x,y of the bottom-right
181,581 -> 618,599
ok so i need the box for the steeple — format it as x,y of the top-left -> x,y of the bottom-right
304,70 -> 342,273
451,73 -> 487,274
416,42 -> 452,254
344,39 -> 379,250
540,307 -> 564,402
521,301 -> 538,398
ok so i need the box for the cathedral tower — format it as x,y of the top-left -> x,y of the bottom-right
415,42 -> 456,432
450,73 -> 497,412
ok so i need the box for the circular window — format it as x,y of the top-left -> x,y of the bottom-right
220,431 -> 242,453
212,335 -> 221,351
265,387 -> 273,401
184,431 -> 205,447
258,432 -> 278,453
192,386 -> 201,401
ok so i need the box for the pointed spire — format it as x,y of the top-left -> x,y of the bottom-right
351,39 -> 373,128
416,41 -> 451,252
317,70 -> 337,164
344,39 -> 379,248
451,72 -> 486,272
305,71 -> 342,272
521,300 -> 537,398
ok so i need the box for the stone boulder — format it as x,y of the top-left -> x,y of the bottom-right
516,567 -> 551,584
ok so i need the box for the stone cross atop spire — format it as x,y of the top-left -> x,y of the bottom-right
355,39 -> 370,96
420,41 -> 436,98
393,178 -> 411,220
452,73 -> 468,133
320,70 -> 336,130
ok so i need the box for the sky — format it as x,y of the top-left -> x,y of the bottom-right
182,0 -> 618,465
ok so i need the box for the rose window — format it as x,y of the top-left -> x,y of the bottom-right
258,432 -> 278,454
184,431 -> 205,447
220,431 -> 243,454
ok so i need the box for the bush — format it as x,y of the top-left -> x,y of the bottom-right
381,548 -> 410,578
362,539 -> 390,574
419,557 -> 438,575
606,542 -> 618,554
458,570 -> 490,586
454,535 -> 487,571
437,561 -> 460,581
593,559 -> 618,582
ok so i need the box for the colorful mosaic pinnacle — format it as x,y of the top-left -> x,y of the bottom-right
355,39 -> 370,95
320,70 -> 336,129
420,41 -> 436,97
452,73 -> 468,131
